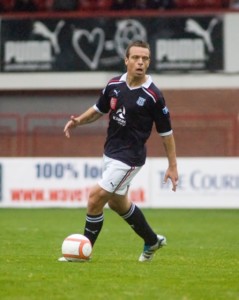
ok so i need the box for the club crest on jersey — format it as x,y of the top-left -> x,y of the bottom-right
162,106 -> 169,114
136,97 -> 146,106
110,97 -> 117,110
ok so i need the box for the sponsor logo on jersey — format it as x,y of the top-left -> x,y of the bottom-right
113,106 -> 126,126
162,106 -> 169,114
110,97 -> 117,110
136,97 -> 146,106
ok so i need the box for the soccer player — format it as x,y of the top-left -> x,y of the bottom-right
62,40 -> 178,262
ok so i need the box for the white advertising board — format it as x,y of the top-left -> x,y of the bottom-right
0,158 -> 238,208
0,158 -> 150,208
150,158 -> 239,208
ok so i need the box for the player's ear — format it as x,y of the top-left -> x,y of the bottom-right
124,57 -> 128,66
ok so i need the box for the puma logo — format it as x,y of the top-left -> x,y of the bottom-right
185,18 -> 218,52
32,20 -> 65,54
85,228 -> 98,235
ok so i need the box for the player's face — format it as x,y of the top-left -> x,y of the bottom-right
125,46 -> 150,78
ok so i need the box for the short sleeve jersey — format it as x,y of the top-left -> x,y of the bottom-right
94,73 -> 172,167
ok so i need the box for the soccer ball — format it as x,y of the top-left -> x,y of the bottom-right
61,234 -> 92,261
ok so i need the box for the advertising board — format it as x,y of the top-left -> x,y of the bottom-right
1,15 -> 223,73
0,158 -> 238,208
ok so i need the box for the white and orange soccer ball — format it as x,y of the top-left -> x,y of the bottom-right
61,234 -> 92,262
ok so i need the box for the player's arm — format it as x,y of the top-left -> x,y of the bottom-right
64,106 -> 103,138
161,134 -> 178,192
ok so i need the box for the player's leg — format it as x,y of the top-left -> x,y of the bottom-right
105,156 -> 166,261
101,155 -> 158,246
109,195 -> 166,261
108,194 -> 158,246
83,154 -> 127,246
83,184 -> 111,246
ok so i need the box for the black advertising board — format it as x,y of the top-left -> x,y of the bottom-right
0,15 -> 223,73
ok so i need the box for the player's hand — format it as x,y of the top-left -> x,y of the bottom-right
163,166 -> 178,192
63,115 -> 78,138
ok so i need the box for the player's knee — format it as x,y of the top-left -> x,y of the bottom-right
108,200 -> 117,211
108,196 -> 131,215
87,186 -> 109,213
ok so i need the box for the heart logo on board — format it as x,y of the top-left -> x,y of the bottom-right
72,28 -> 105,70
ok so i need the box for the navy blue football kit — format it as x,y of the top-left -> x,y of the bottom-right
94,73 -> 172,166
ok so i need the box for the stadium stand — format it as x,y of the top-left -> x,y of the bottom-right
13,0 -> 38,11
51,0 -> 78,11
78,0 -> 112,10
0,0 -> 231,12
174,0 -> 229,9
0,0 -> 15,11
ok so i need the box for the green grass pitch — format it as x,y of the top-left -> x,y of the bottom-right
0,208 -> 238,300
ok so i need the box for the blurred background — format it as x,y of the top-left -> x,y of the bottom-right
0,0 -> 238,207
0,0 -> 238,158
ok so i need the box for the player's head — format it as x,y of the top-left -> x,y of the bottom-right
125,40 -> 150,59
125,40 -> 150,77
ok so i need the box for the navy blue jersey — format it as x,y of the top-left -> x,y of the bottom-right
94,73 -> 173,167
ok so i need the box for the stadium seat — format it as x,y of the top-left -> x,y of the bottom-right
203,0 -> 224,7
77,0 -> 112,11
52,0 -> 78,11
175,0 -> 224,8
0,0 -> 15,11
96,0 -> 112,10
77,0 -> 95,10
34,0 -> 53,11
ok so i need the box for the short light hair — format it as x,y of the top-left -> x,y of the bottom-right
125,40 -> 150,58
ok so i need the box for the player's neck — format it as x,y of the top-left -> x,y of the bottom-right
126,74 -> 148,88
